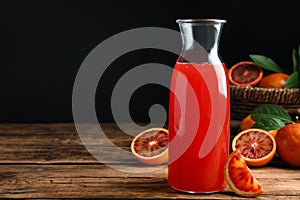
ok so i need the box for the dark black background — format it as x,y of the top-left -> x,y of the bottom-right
1,0 -> 300,123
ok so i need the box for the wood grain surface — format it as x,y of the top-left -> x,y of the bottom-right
0,123 -> 299,199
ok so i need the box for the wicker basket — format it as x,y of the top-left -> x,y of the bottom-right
230,85 -> 300,120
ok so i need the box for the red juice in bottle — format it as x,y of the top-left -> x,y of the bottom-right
168,61 -> 230,193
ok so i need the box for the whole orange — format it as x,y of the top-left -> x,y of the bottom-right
239,115 -> 256,131
267,129 -> 278,138
275,123 -> 300,167
259,73 -> 290,88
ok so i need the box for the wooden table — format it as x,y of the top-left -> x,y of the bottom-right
0,123 -> 299,199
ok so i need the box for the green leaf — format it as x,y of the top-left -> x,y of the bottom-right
285,72 -> 300,89
292,49 -> 298,73
252,117 -> 285,131
250,104 -> 292,124
249,54 -> 285,73
251,113 -> 288,124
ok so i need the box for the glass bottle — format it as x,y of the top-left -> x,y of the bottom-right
168,19 -> 230,193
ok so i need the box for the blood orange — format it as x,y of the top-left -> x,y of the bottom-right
130,127 -> 168,165
224,149 -> 264,197
239,115 -> 256,131
228,61 -> 263,86
275,123 -> 300,167
259,73 -> 290,88
232,128 -> 276,167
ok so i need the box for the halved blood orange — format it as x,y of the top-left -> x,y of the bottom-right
228,61 -> 263,86
224,149 -> 264,197
130,127 -> 168,165
232,128 -> 276,167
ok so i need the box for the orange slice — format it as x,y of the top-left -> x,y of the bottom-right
130,127 -> 168,165
224,149 -> 264,197
228,61 -> 263,86
232,128 -> 276,167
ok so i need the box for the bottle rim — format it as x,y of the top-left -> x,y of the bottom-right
176,18 -> 226,24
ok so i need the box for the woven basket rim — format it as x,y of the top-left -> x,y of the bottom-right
230,85 -> 300,104
230,85 -> 300,120
230,85 -> 300,92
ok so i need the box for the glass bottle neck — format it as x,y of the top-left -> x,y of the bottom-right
177,19 -> 225,63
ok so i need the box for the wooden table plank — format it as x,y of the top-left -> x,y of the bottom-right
0,123 -> 134,164
0,164 -> 300,199
0,123 -> 300,199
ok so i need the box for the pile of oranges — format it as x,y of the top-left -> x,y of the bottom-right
228,61 -> 290,88
129,105 -> 299,198
224,106 -> 300,197
228,50 -> 300,89
238,111 -> 300,167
